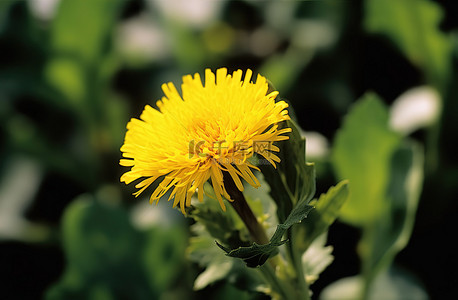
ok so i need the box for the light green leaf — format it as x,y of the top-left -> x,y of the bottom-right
260,52 -> 313,93
332,93 -> 401,226
45,58 -> 86,105
365,0 -> 452,89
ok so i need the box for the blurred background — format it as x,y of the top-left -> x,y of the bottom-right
1,0 -> 457,299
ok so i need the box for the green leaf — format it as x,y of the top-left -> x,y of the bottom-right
260,53 -> 312,93
299,180 -> 349,252
360,141 -> 424,284
61,196 -> 140,275
365,0 -> 452,89
332,94 -> 424,295
142,226 -> 187,291
45,57 -> 87,105
214,283 -> 254,300
261,119 -> 316,223
217,198 -> 314,267
332,93 -> 401,226
46,0 -> 124,105
47,195 -> 156,299
216,239 -> 286,268
51,0 -> 123,64
386,142 -> 423,252
47,189 -> 187,299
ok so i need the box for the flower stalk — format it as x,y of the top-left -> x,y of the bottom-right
222,171 -> 269,245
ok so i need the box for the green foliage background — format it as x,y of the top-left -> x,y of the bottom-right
1,0 -> 457,299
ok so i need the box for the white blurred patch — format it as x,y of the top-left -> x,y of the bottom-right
148,0 -> 225,28
117,15 -> 169,62
320,276 -> 363,300
130,197 -> 182,230
292,20 -> 337,51
250,27 -> 281,57
0,157 -> 47,241
303,131 -> 330,159
264,0 -> 298,32
320,267 -> 428,300
302,234 -> 334,285
28,0 -> 60,21
390,86 -> 441,135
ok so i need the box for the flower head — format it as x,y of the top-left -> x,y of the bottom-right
120,68 -> 291,214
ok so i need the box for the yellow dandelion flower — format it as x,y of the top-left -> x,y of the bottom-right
120,68 -> 291,214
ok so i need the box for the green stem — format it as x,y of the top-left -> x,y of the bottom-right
224,171 -> 313,299
360,224 -> 377,300
290,226 -> 311,300
223,172 -> 297,299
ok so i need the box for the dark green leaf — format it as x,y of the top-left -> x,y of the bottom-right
216,240 -> 285,268
47,195 -> 156,299
360,141 -> 424,282
46,190 -> 187,299
61,196 -> 140,275
217,199 -> 314,267
261,119 -> 316,223
365,0 -> 452,89
299,180 -> 349,252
